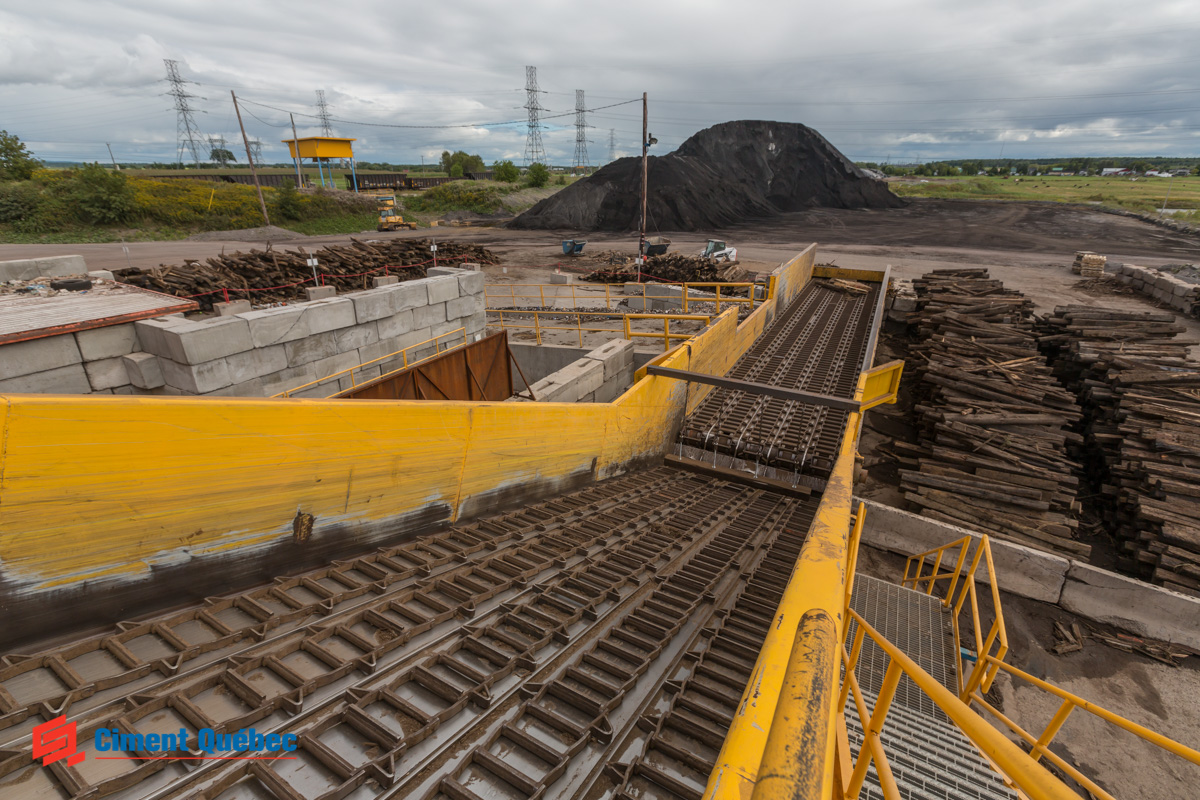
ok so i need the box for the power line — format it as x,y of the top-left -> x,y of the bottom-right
524,66 -> 547,166
315,90 -> 334,136
163,59 -> 205,166
573,89 -> 589,170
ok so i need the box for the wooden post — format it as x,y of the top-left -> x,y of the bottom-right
231,91 -> 270,226
289,114 -> 304,188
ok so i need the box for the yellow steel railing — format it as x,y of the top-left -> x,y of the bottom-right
486,308 -> 711,350
902,535 -> 1007,698
905,536 -> 1200,800
273,328 -> 467,398
483,281 -> 762,314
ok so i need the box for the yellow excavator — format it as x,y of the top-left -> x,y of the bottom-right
376,196 -> 418,231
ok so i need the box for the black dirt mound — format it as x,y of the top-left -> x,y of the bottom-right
511,120 -> 902,232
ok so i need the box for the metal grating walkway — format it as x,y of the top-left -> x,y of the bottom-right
845,576 -> 1017,800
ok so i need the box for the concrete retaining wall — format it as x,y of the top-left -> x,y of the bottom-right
514,339 -> 636,403
1114,263 -> 1199,317
0,271 -> 485,397
857,498 -> 1200,651
510,342 -> 656,388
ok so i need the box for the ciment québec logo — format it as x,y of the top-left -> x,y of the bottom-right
33,716 -> 298,767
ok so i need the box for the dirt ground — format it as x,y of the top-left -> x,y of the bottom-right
855,545 -> 1200,799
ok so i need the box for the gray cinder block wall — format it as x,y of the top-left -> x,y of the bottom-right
1115,264 -> 1199,317
0,271 -> 485,397
512,339 -> 636,403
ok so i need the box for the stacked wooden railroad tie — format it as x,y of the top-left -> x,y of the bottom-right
1071,251 -> 1107,277
1040,305 -> 1200,594
581,253 -> 750,285
114,239 -> 497,310
896,268 -> 1089,558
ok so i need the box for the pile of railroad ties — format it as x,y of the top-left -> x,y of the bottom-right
1041,306 -> 1200,595
580,252 -> 751,285
114,239 -> 498,311
894,268 -> 1089,558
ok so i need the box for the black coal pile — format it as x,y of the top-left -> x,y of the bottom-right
510,120 -> 902,231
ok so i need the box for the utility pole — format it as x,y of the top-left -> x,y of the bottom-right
231,91 -> 270,226
106,143 -> 118,170
609,129 -> 616,163
639,92 -> 648,282
289,113 -> 303,188
1160,171 -> 1176,217
523,66 -> 547,167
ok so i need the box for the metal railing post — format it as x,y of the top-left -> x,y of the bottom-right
845,660 -> 903,799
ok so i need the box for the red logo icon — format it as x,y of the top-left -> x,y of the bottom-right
33,716 -> 85,768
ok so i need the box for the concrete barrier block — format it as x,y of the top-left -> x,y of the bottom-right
413,302 -> 446,329
122,352 -> 164,389
159,358 -> 232,394
259,364 -> 317,397
386,281 -> 429,314
301,298 -> 356,335
0,258 -> 41,282
446,295 -> 476,322
206,378 -> 265,397
84,357 -> 131,391
305,286 -> 337,301
855,499 -> 1069,604
0,363 -> 91,394
593,378 -> 625,403
242,306 -> 310,347
1172,281 -> 1192,297
458,262 -> 482,272
1060,562 -> 1200,650
549,273 -> 573,285
544,358 -> 604,402
458,271 -> 485,296
340,365 -> 380,390
466,310 -> 488,335
335,321 -> 380,352
160,317 -> 254,365
585,339 -> 634,382
87,270 -> 115,281
285,331 -> 340,366
311,350 -> 361,384
427,267 -> 465,278
214,299 -> 252,316
345,289 -> 395,324
373,276 -> 399,288
376,309 -> 415,340
36,255 -> 88,277
75,323 -> 139,361
426,275 -> 460,305
0,334 -> 83,381
224,345 -> 288,384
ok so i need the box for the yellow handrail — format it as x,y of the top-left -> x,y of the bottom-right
487,308 -> 711,350
273,328 -> 467,398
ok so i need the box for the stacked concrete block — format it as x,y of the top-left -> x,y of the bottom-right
0,255 -> 88,282
1117,264 -> 1200,317
522,339 -> 635,403
0,271 -> 485,398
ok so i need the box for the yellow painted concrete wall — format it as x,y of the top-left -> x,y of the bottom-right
0,247 -> 818,626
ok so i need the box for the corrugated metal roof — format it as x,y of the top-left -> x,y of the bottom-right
0,283 -> 197,345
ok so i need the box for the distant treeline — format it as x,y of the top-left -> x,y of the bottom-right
859,157 -> 1200,177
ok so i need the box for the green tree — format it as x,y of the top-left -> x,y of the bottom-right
65,163 -> 135,224
449,163 -> 464,178
209,147 -> 236,166
525,162 -> 550,188
273,179 -> 303,221
0,130 -> 42,180
493,160 -> 520,183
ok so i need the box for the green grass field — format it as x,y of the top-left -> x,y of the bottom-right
891,175 -> 1200,216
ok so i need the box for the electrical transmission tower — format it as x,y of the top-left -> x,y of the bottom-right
163,59 -> 205,166
249,139 -> 263,163
573,90 -> 589,171
523,66 -> 546,167
206,134 -> 229,165
608,129 -> 616,162
315,90 -> 334,136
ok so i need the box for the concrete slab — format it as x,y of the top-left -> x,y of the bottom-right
284,331 -> 340,367
84,357 -> 131,391
159,357 -> 233,394
446,295 -> 476,322
301,298 -> 356,335
413,302 -> 446,329
225,345 -> 288,384
0,334 -> 83,381
425,275 -> 460,305
345,289 -> 395,324
376,309 -> 415,340
74,323 -> 139,361
260,364 -> 318,397
122,352 -> 164,389
158,317 -> 254,365
388,281 -> 429,313
0,362 -> 91,394
334,321 -> 380,352
1060,563 -> 1200,651
458,271 -> 485,296
241,306 -> 310,347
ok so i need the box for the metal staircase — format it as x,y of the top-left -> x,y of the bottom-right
846,575 -> 1018,800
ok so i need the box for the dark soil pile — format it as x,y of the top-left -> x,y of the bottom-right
116,239 -> 497,311
511,120 -> 902,231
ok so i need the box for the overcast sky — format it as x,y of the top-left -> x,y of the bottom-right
3,1 -> 1199,167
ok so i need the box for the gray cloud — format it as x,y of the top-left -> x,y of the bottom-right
2,1 -> 1198,165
